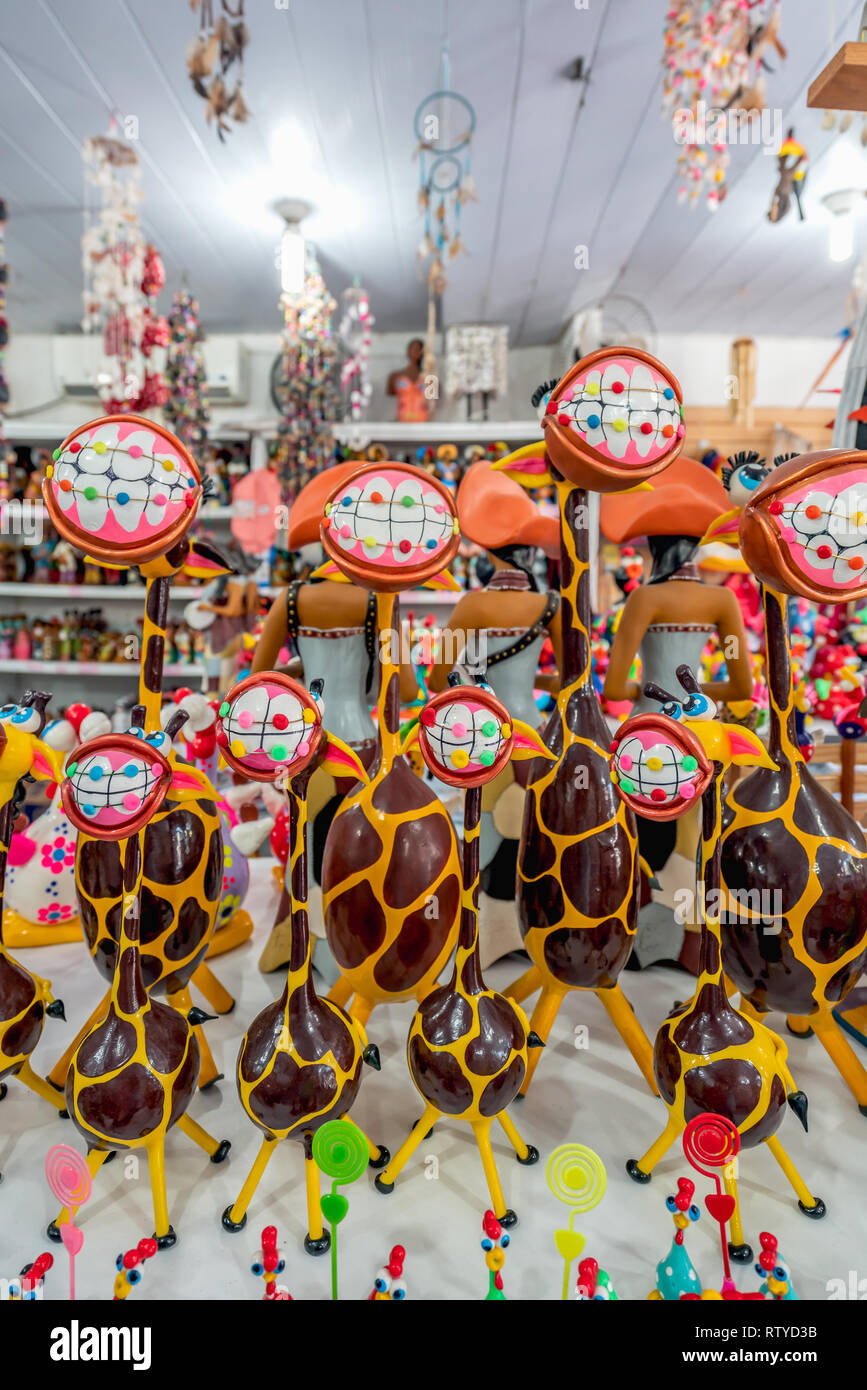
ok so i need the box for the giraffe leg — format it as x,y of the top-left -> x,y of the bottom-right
504,963 -> 542,1006
518,986 -> 565,1096
342,1114 -> 390,1170
810,1010 -> 867,1111
596,983 -> 658,1096
348,994 -> 373,1029
327,975 -> 353,1008
222,1135 -> 278,1233
148,1139 -> 176,1248
168,985 -> 223,1089
473,1118 -> 517,1227
304,1149 -> 330,1255
737,996 -> 767,1024
626,1114 -> 681,1183
190,962 -> 235,1015
722,1167 -> 752,1261
497,1108 -> 539,1166
48,1149 -> 111,1241
374,1103 -> 440,1195
47,989 -> 110,1089
175,1112 -> 231,1163
17,1059 -> 69,1113
205,908 -> 254,957
786,1013 -> 814,1039
765,1134 -> 826,1218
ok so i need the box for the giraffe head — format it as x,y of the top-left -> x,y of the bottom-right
406,677 -> 553,787
610,665 -> 773,820
0,694 -> 65,805
61,728 -> 174,840
216,672 -> 369,787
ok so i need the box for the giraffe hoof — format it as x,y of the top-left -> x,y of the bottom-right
798,1197 -> 826,1219
499,1210 -> 518,1229
512,1091 -> 526,1103
626,1159 -> 652,1184
104,1150 -> 117,1165
221,1206 -> 247,1233
199,1073 -> 225,1092
374,1175 -> 395,1195
0,1083 -> 6,1101
210,1139 -> 231,1164
58,1109 -> 69,1119
304,1231 -> 331,1256
859,1105 -> 867,1119
46,1221 -> 61,1244
728,1241 -> 753,1262
368,1145 -> 390,1171
517,1144 -> 540,1166
786,1022 -> 813,1039
155,1227 -> 178,1250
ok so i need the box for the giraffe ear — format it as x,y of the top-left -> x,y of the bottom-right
319,735 -> 368,784
492,442 -> 552,490
510,720 -> 556,761
167,767 -> 218,801
309,561 -> 351,583
29,739 -> 65,784
421,568 -> 461,592
399,722 -> 420,757
723,725 -> 775,768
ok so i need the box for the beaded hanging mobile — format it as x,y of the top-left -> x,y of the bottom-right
337,282 -> 374,423
271,245 -> 338,502
413,49 -> 477,295
163,290 -> 211,465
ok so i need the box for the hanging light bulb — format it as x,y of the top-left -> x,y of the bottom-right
273,198 -> 313,297
822,190 -> 861,264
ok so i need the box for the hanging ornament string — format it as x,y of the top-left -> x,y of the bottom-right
186,0 -> 251,142
164,290 -> 211,465
337,281 -> 374,423
272,245 -> 338,503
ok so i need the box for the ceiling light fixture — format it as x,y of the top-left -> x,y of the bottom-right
821,189 -> 862,263
274,197 -> 313,296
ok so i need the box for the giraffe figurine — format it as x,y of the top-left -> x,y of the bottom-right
613,665 -> 825,1259
216,673 -> 389,1252
496,348 -> 686,1096
41,415 -> 239,1096
50,705 -> 231,1249
374,678 -> 551,1224
318,461 -> 464,1028
703,449 -> 867,1117
0,692 -> 69,1169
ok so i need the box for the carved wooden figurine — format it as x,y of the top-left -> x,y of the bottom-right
374,679 -> 551,1225
614,666 -> 825,1258
217,673 -> 388,1253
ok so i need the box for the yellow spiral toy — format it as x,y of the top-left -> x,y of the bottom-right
546,1143 -> 607,1300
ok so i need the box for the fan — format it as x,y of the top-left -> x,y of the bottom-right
568,297 -> 658,360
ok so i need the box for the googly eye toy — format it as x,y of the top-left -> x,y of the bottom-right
368,1244 -> 407,1301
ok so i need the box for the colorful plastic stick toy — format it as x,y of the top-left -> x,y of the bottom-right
251,1226 -> 291,1301
481,1210 -> 509,1300
682,1114 -> 741,1292
496,348 -> 686,1097
369,1245 -> 407,1300
49,707 -> 231,1251
0,695 -> 67,1171
218,674 -> 387,1253
42,415 -> 238,1098
319,462 -> 463,1027
546,1142 -> 608,1300
113,1238 -> 158,1300
616,666 -> 825,1252
756,1231 -> 798,1300
313,1119 -> 368,1301
649,1177 -> 703,1300
576,1257 -> 618,1301
45,1144 -> 93,1298
704,449 -> 867,1117
9,1253 -> 53,1300
375,679 -> 550,1224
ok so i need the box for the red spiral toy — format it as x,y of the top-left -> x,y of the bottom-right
682,1114 -> 741,1288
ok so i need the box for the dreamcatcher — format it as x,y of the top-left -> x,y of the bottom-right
186,0 -> 251,142
337,282 -> 374,422
413,49 -> 477,296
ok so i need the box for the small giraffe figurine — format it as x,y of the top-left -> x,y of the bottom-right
0,692 -> 68,1168
318,462 -> 464,1027
374,679 -> 551,1224
705,449 -> 867,1118
42,415 -> 239,1095
216,673 -> 388,1252
49,705 -> 231,1249
496,348 -> 685,1097
614,666 -> 825,1258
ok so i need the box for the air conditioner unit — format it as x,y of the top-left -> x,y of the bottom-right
52,335 -> 105,399
203,338 -> 250,404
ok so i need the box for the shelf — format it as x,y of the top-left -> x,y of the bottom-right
2,420 -> 252,444
0,659 -> 203,677
331,420 -> 541,444
0,583 -> 214,601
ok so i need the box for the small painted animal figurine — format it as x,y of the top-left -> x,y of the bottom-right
251,1226 -> 292,1301
481,1209 -> 509,1300
649,1177 -> 702,1300
49,708 -> 231,1250
756,1231 -> 798,1301
369,1245 -> 407,1300
8,1252 -> 53,1300
616,666 -> 825,1255
217,674 -> 388,1253
0,693 -> 69,1167
375,680 -> 550,1225
113,1238 -> 158,1300
576,1257 -> 618,1300
319,461 -> 464,1027
495,348 -> 686,1097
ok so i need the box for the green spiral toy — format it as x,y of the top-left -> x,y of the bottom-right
312,1120 -> 368,1300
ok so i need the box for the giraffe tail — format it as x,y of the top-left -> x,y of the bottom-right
45,998 -> 66,1021
786,1090 -> 809,1132
362,1043 -> 382,1070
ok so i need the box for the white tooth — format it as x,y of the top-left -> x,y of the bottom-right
576,369 -> 602,402
75,446 -> 112,475
631,413 -> 656,457
828,484 -> 867,548
600,361 -> 630,405
573,416 -> 606,450
628,363 -> 657,411
107,476 -> 147,533
113,430 -> 155,480
145,480 -> 175,527
601,405 -> 630,458
835,545 -> 867,585
54,462 -> 77,511
75,485 -> 109,533
792,492 -> 833,536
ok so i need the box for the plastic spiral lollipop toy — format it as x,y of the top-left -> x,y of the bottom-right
312,1119 -> 369,1301
545,1142 -> 608,1301
45,1144 -> 92,1300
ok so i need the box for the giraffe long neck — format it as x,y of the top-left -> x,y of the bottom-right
452,783 -> 484,995
0,798 -> 12,948
286,769 -> 313,977
762,585 -> 801,767
696,766 -> 727,1004
557,480 -> 592,692
112,832 -> 148,1016
140,575 -> 172,730
376,591 -> 401,773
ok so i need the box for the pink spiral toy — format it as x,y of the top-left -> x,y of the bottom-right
45,1144 -> 92,1300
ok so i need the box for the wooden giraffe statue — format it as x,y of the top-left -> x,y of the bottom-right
50,708 -> 230,1248
0,692 -> 68,1170
41,415 -> 238,1095
497,348 -> 686,1095
318,462 -> 463,1027
374,679 -> 551,1224
705,449 -> 867,1116
215,673 -> 388,1252
614,666 -> 825,1258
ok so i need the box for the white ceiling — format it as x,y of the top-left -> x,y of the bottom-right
1,0 -> 866,345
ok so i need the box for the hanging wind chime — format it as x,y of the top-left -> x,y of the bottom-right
271,246 -> 338,502
0,195 -> 9,497
163,289 -> 210,464
337,281 -> 374,423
